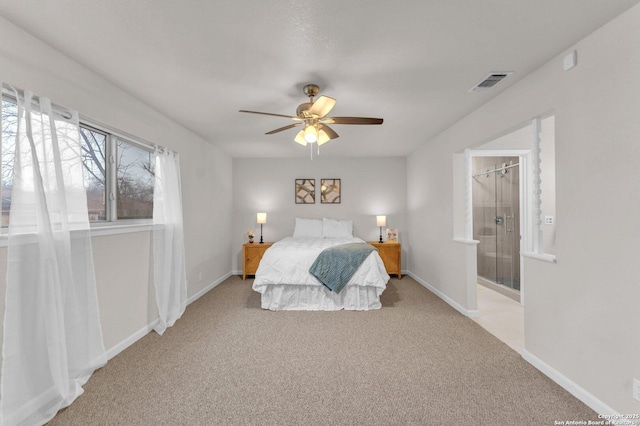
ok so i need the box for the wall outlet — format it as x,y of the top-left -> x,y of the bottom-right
563,50 -> 577,71
634,378 -> 640,402
544,215 -> 554,225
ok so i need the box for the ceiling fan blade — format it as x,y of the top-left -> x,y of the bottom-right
307,96 -> 336,118
239,110 -> 302,121
318,124 -> 339,145
294,130 -> 307,146
321,116 -> 383,125
265,122 -> 302,135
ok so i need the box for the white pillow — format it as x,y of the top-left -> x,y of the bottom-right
322,218 -> 353,238
293,217 -> 323,238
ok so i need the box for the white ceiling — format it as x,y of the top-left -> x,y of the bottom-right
0,1 -> 638,158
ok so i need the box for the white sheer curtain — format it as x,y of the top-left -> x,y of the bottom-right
153,148 -> 187,335
1,90 -> 106,425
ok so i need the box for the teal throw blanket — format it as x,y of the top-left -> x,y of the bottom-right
309,243 -> 377,294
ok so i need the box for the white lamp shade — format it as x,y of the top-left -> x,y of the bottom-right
376,216 -> 386,227
294,130 -> 308,146
317,128 -> 331,146
303,125 -> 318,143
257,212 -> 267,224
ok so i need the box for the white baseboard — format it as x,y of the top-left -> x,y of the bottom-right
522,349 -> 625,420
106,319 -> 159,360
105,270 -> 233,361
406,271 -> 479,318
407,271 -> 627,421
187,271 -> 232,304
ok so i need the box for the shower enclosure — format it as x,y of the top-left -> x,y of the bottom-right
472,156 -> 520,295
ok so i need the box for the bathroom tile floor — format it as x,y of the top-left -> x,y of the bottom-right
473,284 -> 524,354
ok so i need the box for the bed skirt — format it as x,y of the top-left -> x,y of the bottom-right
258,283 -> 383,311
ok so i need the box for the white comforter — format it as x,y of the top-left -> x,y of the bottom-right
252,237 -> 389,293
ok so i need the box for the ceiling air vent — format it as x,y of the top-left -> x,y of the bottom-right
469,72 -> 513,92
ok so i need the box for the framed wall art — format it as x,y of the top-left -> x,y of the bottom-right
320,179 -> 341,204
295,179 -> 315,204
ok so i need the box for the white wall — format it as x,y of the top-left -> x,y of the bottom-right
0,16 -> 233,353
475,116 -> 556,254
407,3 -> 640,414
232,156 -> 407,272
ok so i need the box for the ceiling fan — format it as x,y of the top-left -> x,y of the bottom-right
239,84 -> 383,146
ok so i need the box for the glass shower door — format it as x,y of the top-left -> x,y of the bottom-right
473,157 -> 520,293
495,162 -> 520,290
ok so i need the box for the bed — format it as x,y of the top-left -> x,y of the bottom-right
252,218 -> 390,311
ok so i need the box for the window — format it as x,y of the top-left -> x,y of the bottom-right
116,139 -> 154,219
80,126 -> 107,221
1,96 -> 154,226
1,99 -> 17,227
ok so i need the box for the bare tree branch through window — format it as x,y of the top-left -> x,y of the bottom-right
1,99 -> 156,225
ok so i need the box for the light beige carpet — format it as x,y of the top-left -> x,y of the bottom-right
50,276 -> 597,425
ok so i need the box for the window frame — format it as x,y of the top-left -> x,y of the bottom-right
80,118 -> 156,228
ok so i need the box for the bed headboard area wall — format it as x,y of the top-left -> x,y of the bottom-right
231,156 -> 407,273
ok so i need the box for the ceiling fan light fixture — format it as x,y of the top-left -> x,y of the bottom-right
240,83 -> 382,150
303,125 -> 318,143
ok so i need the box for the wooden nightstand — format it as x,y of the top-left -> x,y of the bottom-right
368,242 -> 402,279
242,242 -> 273,280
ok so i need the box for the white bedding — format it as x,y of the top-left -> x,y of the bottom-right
252,237 -> 389,311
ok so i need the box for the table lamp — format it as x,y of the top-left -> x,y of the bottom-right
376,215 -> 386,243
257,212 -> 267,244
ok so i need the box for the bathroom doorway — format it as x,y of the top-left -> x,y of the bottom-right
472,156 -> 521,301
